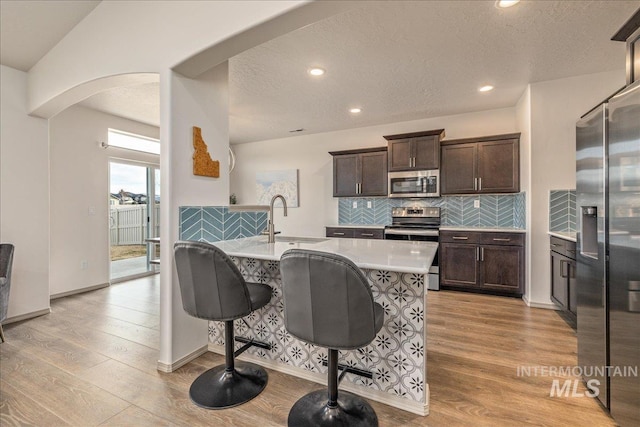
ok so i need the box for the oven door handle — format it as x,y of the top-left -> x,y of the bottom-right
384,229 -> 439,237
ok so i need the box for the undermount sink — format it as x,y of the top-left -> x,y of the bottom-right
275,236 -> 329,244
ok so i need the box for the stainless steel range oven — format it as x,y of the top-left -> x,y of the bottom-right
384,206 -> 440,290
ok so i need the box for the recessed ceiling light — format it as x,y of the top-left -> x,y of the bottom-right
479,85 -> 494,92
349,108 -> 362,114
495,0 -> 520,8
308,68 -> 325,76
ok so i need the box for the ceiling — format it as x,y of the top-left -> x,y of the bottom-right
0,0 -> 100,71
1,1 -> 638,144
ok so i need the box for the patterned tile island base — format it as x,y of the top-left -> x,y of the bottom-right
207,257 -> 429,416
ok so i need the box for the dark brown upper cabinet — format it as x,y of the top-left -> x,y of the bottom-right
441,133 -> 520,195
330,147 -> 388,197
611,7 -> 640,85
383,129 -> 445,172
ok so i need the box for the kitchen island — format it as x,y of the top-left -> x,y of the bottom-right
205,235 -> 437,416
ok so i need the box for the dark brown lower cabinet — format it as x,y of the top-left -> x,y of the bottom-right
568,264 -> 576,315
439,243 -> 478,286
479,245 -> 523,292
550,251 -> 568,307
550,236 -> 577,326
440,230 -> 525,296
325,227 -> 384,239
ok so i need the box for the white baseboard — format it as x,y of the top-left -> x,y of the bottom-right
110,271 -> 158,285
208,343 -> 429,416
522,294 -> 559,310
3,308 -> 51,325
50,282 -> 110,300
157,345 -> 208,373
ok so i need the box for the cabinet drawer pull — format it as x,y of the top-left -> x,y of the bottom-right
333,232 -> 345,236
361,233 -> 374,237
452,236 -> 469,240
559,259 -> 567,278
474,178 -> 478,191
493,238 -> 511,242
479,177 -> 482,191
481,247 -> 484,261
476,246 -> 480,261
551,243 -> 561,247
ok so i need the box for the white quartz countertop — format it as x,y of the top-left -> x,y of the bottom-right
440,226 -> 526,233
326,224 -> 387,229
548,231 -> 577,242
208,235 -> 437,274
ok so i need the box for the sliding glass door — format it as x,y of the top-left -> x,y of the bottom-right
109,161 -> 160,281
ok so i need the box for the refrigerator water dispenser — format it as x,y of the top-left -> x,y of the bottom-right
580,206 -> 598,259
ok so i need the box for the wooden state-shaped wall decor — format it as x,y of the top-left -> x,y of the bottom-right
192,126 -> 220,178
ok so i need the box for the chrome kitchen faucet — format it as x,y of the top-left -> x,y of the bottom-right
264,194 -> 288,243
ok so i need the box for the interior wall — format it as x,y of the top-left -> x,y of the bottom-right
516,85 -> 532,300
0,65 -> 50,320
160,62 -> 230,366
48,105 -> 159,296
230,107 -> 518,237
527,69 -> 625,305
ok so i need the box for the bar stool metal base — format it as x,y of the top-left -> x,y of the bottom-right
189,361 -> 268,409
287,389 -> 378,427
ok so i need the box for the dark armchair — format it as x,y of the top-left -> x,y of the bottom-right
0,243 -> 15,343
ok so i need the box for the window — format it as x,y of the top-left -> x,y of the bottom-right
108,129 -> 160,155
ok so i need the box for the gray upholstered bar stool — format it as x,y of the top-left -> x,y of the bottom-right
174,241 -> 272,409
280,249 -> 384,427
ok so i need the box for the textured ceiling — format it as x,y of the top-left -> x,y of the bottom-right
228,0 -> 638,144
4,1 -> 637,144
79,82 -> 160,128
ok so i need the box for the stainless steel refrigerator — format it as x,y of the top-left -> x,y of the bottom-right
576,80 -> 640,426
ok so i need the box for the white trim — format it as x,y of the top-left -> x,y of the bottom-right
50,282 -> 109,300
107,129 -> 161,155
207,343 -> 429,416
522,294 -> 559,310
108,156 -> 160,169
3,308 -> 51,325
110,271 -> 158,285
156,345 -> 208,373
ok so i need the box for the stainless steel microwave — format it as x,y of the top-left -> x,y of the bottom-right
388,170 -> 440,198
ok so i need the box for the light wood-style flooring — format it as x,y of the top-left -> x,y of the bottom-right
0,276 -> 616,426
